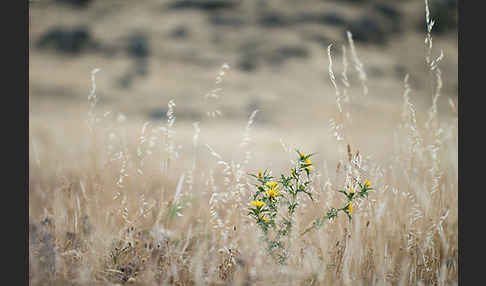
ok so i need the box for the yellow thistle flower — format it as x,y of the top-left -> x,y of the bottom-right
364,179 -> 371,188
300,152 -> 306,159
304,158 -> 313,171
267,187 -> 280,199
266,182 -> 280,199
264,217 -> 269,223
251,201 -> 265,208
347,202 -> 353,214
291,169 -> 295,176
258,170 -> 262,178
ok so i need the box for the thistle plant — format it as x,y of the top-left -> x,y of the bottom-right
249,151 -> 374,263
248,150 -> 315,264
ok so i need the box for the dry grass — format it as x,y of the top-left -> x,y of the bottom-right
29,4 -> 457,286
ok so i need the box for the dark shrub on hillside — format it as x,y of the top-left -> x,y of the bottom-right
37,26 -> 97,54
346,17 -> 388,45
238,54 -> 258,72
167,0 -> 238,11
56,0 -> 92,8
373,3 -> 402,33
126,33 -> 150,59
296,12 -> 348,27
259,11 -> 293,28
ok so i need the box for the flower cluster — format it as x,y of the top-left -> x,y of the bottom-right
338,179 -> 372,219
248,170 -> 282,233
248,150 -> 315,263
304,178 -> 373,234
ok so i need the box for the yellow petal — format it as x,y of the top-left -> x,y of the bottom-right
251,201 -> 265,207
364,180 -> 371,188
267,181 -> 278,187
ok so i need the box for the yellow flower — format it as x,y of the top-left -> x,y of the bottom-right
349,187 -> 354,194
267,187 -> 280,199
251,201 -> 265,208
300,152 -> 306,159
347,202 -> 353,214
291,169 -> 295,176
264,217 -> 269,223
265,182 -> 280,199
258,170 -> 262,178
304,158 -> 313,171
364,179 -> 371,188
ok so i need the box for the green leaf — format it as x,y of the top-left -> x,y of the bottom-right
338,190 -> 348,196
304,190 -> 314,201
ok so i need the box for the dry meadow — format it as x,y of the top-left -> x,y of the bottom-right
29,0 -> 458,285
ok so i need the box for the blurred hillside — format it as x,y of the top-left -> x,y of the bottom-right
29,0 -> 457,128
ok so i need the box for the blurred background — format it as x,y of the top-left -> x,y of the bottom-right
29,0 -> 457,168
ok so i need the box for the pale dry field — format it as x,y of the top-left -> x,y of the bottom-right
29,1 -> 458,285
